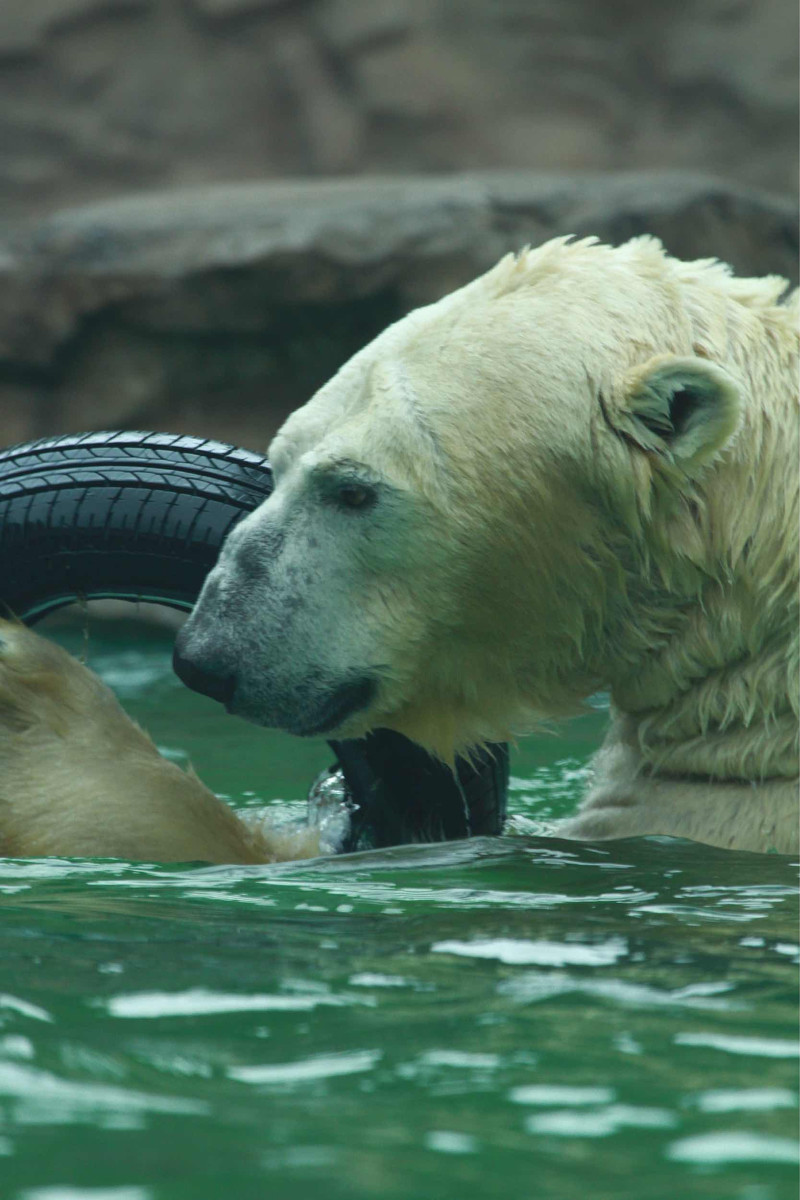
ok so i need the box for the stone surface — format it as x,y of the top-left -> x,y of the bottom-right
312,0 -> 410,52
192,0 -> 290,16
0,0 -> 148,56
0,0 -> 795,221
0,170 -> 795,451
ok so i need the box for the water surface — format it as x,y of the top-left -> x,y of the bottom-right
0,621 -> 797,1200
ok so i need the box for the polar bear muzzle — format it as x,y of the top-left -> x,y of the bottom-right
172,491 -> 388,738
173,623 -> 377,736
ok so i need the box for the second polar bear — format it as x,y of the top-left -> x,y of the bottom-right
0,619 -> 321,862
176,236 -> 799,854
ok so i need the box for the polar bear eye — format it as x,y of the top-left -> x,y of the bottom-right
336,483 -> 376,510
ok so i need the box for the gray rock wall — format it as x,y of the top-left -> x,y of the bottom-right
0,0 -> 796,222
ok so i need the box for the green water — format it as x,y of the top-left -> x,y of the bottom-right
1,621 -> 797,1200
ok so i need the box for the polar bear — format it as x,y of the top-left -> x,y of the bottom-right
175,236 -> 799,855
0,619 -> 320,862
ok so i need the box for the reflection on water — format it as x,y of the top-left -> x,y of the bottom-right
0,621 -> 797,1200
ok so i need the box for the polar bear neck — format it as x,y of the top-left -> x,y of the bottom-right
599,299 -> 798,785
604,575 -> 798,783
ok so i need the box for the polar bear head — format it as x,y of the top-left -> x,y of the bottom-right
176,236 -> 795,760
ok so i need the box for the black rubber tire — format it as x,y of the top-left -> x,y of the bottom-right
0,430 -> 274,624
331,733 -> 509,852
0,430 -> 507,844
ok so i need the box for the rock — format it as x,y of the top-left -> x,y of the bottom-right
0,171 -> 795,451
191,0 -> 290,16
0,0 -> 795,220
0,383 -> 44,446
313,0 -> 410,52
0,0 -> 149,57
353,37 -> 475,121
268,25 -> 364,173
667,0 -> 797,116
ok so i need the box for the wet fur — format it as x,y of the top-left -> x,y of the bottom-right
0,621 -> 320,863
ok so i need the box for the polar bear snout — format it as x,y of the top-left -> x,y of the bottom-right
168,482 -> 395,738
174,616 -> 377,736
175,568 -> 381,737
172,636 -> 236,708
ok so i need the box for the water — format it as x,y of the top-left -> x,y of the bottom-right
0,620 -> 797,1200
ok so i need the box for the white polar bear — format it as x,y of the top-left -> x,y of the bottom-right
0,619 -> 320,863
177,235 -> 799,855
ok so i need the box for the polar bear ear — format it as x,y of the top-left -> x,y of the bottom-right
610,355 -> 742,470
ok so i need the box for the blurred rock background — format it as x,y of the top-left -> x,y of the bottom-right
0,0 -> 797,450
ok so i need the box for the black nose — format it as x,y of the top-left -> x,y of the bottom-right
172,642 -> 236,707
